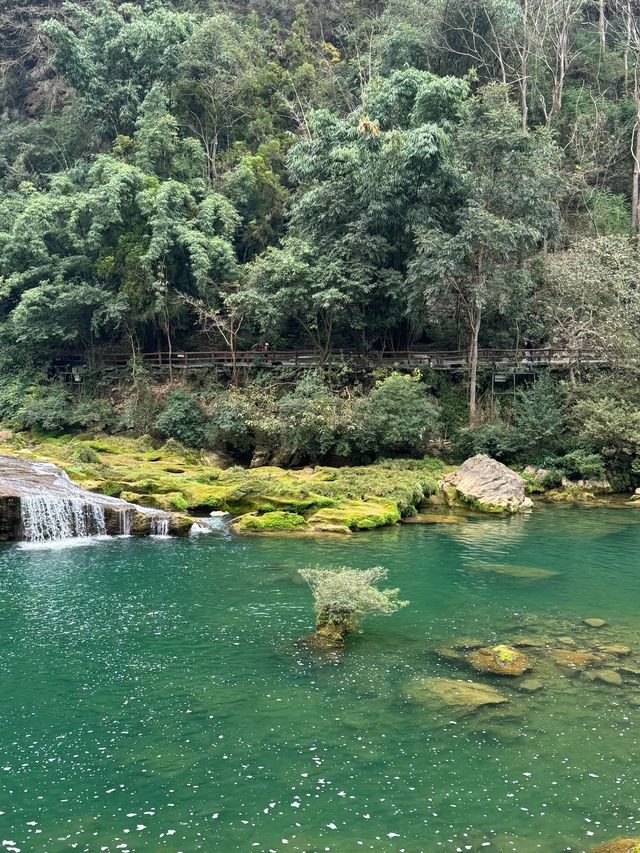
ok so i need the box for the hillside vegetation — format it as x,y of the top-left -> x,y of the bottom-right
1,0 -> 639,485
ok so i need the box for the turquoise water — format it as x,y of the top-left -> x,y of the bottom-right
1,506 -> 640,852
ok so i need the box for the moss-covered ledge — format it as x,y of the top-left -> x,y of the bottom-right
0,432 -> 447,535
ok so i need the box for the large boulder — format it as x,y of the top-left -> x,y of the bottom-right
441,454 -> 533,513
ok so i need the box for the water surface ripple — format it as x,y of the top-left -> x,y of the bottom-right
1,506 -> 639,852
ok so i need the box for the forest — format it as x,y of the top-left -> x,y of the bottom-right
1,0 -> 639,485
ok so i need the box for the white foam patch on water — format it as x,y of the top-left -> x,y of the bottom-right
17,535 -> 113,551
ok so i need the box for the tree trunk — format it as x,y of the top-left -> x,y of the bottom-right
520,52 -> 529,130
599,0 -> 606,56
164,311 -> 173,383
230,327 -> 239,388
631,77 -> 640,248
468,304 -> 482,426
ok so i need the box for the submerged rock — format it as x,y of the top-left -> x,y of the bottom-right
591,839 -> 640,853
584,618 -> 608,628
298,633 -> 343,653
471,561 -> 557,580
467,645 -> 531,677
408,676 -> 509,712
518,679 -> 544,693
510,637 -> 546,648
618,666 -> 640,678
434,646 -> 466,662
584,669 -> 623,686
450,637 -> 484,651
550,649 -> 602,670
556,636 -> 578,647
401,513 -> 466,524
598,645 -> 632,656
441,454 -> 533,514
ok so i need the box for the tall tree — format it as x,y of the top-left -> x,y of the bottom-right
245,70 -> 469,357
408,84 -> 563,423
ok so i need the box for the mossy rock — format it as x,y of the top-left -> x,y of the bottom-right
233,511 -> 309,533
125,491 -> 189,512
298,632 -> 344,653
592,840 -> 640,853
307,498 -> 400,531
169,513 -> 197,536
467,645 -> 531,676
0,431 -> 446,537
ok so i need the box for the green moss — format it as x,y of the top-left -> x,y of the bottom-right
121,490 -> 188,511
233,511 -> 309,532
0,431 -> 446,536
307,498 -> 400,530
457,492 -> 505,514
492,644 -> 518,663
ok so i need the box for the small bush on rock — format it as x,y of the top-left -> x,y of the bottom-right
299,565 -> 408,642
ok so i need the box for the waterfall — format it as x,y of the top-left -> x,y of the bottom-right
20,495 -> 107,543
119,508 -> 134,536
150,517 -> 170,536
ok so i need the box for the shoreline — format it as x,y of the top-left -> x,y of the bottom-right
0,431 -> 637,541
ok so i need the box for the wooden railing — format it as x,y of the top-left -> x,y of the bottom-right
54,347 -> 610,373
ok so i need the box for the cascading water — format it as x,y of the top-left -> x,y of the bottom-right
20,495 -> 107,543
150,517 -> 170,536
119,508 -> 134,536
1,456 -> 177,545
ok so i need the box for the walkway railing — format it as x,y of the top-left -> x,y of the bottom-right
54,347 -> 611,373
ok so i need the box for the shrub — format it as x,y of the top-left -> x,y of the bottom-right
71,400 -> 116,432
0,369 -> 48,424
21,387 -> 73,432
155,390 -> 207,448
539,468 -> 564,488
72,445 -> 101,464
277,372 -> 341,461
511,376 -> 563,456
456,421 -> 518,461
207,392 -> 256,458
555,449 -> 606,481
356,371 -> 440,458
298,565 -> 408,642
119,360 -> 159,433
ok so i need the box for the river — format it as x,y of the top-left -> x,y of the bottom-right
0,506 -> 639,851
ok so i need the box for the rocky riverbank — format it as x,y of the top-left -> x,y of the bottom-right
0,432 -> 636,540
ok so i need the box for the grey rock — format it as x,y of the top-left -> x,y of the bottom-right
441,454 -> 533,514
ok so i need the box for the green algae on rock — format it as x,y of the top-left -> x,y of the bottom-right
232,511 -> 309,533
467,644 -> 531,677
592,839 -> 640,853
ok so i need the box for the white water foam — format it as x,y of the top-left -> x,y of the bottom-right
150,517 -> 170,537
20,495 -> 107,544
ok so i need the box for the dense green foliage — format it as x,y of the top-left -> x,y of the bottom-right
1,0 -> 639,484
